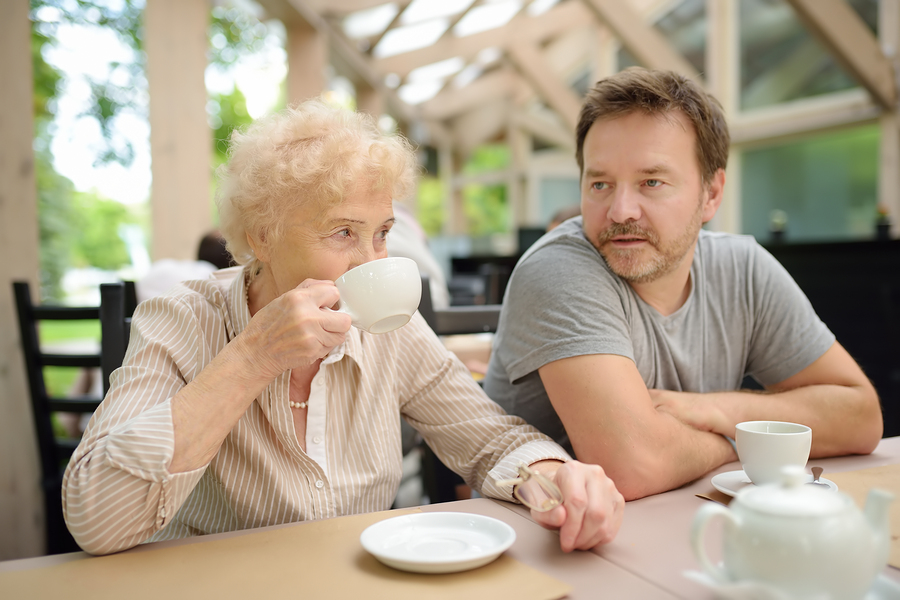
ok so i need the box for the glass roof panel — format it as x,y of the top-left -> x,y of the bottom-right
342,3 -> 399,39
373,19 -> 450,58
408,57 -> 466,83
401,0 -> 476,26
739,0 -> 870,110
454,0 -> 523,37
527,0 -> 560,17
398,80 -> 445,104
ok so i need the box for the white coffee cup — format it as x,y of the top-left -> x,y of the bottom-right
735,421 -> 812,486
334,257 -> 422,334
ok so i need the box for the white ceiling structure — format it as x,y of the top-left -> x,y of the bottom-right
248,0 -> 899,236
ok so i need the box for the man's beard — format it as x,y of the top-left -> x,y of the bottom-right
592,201 -> 703,284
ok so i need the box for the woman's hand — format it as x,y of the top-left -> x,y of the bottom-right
529,460 -> 624,552
239,279 -> 352,379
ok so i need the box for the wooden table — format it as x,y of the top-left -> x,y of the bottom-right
2,437 -> 898,599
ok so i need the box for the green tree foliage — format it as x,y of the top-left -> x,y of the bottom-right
30,1 -> 271,298
35,142 -> 74,301
210,86 -> 253,168
33,11 -> 70,300
69,192 -> 136,271
416,177 -> 445,236
462,145 -> 511,235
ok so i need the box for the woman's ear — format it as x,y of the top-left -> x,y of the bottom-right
246,230 -> 270,262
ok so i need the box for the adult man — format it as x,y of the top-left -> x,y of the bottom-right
483,67 -> 882,500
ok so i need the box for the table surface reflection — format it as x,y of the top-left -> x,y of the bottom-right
2,437 -> 898,599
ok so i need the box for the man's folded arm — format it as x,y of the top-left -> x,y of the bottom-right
539,353 -> 735,500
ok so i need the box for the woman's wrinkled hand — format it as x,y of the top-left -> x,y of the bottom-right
529,460 -> 624,552
239,279 -> 352,378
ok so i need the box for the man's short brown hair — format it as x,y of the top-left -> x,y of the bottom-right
575,67 -> 729,184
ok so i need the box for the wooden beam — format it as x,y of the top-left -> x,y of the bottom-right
879,0 -> 900,237
375,1 -> 591,77
285,20 -> 328,104
506,42 -> 583,132
307,0 -> 411,15
145,0 -> 212,260
0,0 -> 43,559
278,0 -> 451,147
420,70 -> 516,121
512,110 -> 575,152
451,99 -> 509,156
580,0 -> 700,79
731,89 -> 880,147
706,0 -> 740,234
785,0 -> 896,110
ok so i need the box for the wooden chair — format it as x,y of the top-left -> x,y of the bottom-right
418,275 -> 501,336
99,281 -> 137,396
12,281 -> 102,554
13,280 -> 137,554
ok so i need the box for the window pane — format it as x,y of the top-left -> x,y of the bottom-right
739,0 -> 877,110
741,125 -> 879,243
617,0 -> 706,75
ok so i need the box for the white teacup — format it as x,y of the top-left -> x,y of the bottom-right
334,257 -> 421,334
735,421 -> 811,486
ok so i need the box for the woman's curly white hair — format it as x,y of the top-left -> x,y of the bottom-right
216,99 -> 418,273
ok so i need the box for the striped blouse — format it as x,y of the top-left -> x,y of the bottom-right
62,266 -> 569,555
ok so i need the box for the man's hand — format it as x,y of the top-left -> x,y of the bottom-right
649,389 -> 734,436
528,460 -> 624,552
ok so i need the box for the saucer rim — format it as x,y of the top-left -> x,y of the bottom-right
710,469 -> 839,497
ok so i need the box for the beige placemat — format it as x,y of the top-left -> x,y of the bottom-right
0,508 -> 571,600
827,464 -> 900,570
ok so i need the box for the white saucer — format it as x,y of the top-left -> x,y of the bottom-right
711,469 -> 838,497
685,570 -> 900,600
360,512 -> 516,574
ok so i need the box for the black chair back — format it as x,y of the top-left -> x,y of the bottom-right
99,281 -> 136,396
12,280 -> 137,554
13,281 -> 102,554
419,275 -> 501,335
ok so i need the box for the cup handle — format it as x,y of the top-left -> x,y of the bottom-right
690,503 -> 738,584
331,302 -> 355,322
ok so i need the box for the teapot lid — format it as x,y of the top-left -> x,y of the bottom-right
737,466 -> 850,516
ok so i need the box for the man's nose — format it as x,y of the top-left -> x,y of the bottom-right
607,188 -> 642,223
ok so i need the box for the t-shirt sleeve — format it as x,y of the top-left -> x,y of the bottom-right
497,238 -> 635,383
744,243 -> 836,385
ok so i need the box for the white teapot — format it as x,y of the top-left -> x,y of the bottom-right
690,465 -> 893,600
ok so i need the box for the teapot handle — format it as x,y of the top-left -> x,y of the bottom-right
691,502 -> 739,584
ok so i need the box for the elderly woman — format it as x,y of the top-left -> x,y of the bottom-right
62,100 -> 623,556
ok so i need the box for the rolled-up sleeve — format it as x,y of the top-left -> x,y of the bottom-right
396,316 -> 571,503
62,289 -> 221,555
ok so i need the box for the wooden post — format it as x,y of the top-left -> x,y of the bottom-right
706,0 -> 741,234
880,0 -> 900,238
145,0 -> 212,260
286,20 -> 327,106
0,0 -> 44,558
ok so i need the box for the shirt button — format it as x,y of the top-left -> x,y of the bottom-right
315,480 -> 324,489
315,378 -> 324,387
313,436 -> 322,444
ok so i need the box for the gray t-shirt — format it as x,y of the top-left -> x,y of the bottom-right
483,218 -> 835,455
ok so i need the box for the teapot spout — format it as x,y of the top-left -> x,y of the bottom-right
864,488 -> 895,567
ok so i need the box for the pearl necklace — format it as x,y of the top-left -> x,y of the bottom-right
289,400 -> 309,410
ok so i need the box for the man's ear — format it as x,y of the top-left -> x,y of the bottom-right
701,168 -> 726,223
246,230 -> 270,262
